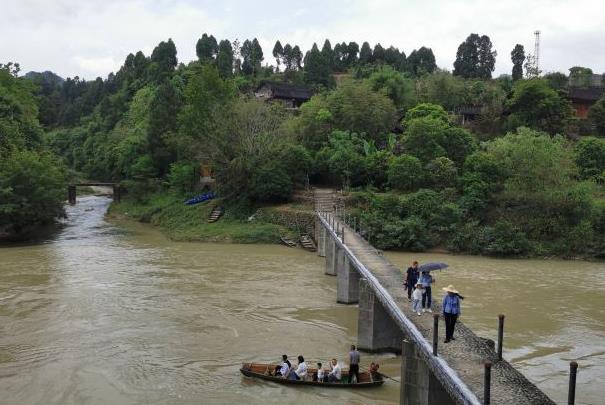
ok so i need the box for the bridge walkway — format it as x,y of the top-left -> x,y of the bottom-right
315,189 -> 554,405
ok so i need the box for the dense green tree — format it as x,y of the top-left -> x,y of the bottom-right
216,39 -> 234,78
426,157 -> 458,189
506,79 -> 574,134
543,72 -> 568,91
511,44 -> 524,81
149,38 -> 177,82
372,43 -> 385,63
368,66 -> 416,109
240,38 -> 264,75
453,34 -> 496,78
407,47 -> 437,76
321,39 -> 334,70
196,34 -> 218,61
403,103 -> 449,123
574,137 -> 605,180
0,150 -> 66,233
148,79 -> 182,175
272,40 -> 283,71
402,116 -> 448,162
415,72 -> 466,111
359,42 -> 372,64
387,154 -> 424,191
346,42 -> 360,66
304,43 -> 334,88
295,79 -> 397,148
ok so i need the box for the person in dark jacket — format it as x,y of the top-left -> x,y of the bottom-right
404,261 -> 419,300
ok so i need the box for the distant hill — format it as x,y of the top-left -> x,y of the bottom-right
24,71 -> 65,86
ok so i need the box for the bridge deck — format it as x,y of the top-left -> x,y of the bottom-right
315,189 -> 554,405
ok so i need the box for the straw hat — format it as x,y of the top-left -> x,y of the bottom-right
442,285 -> 459,294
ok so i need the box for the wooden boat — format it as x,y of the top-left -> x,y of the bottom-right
207,206 -> 224,223
280,236 -> 297,248
299,234 -> 317,252
240,363 -> 384,388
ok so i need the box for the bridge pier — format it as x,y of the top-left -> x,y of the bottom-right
337,255 -> 359,304
324,238 -> 337,276
358,279 -> 403,352
317,225 -> 326,257
400,339 -> 455,405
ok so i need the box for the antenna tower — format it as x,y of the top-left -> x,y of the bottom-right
534,30 -> 541,74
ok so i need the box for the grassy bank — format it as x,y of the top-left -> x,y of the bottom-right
107,193 -> 301,243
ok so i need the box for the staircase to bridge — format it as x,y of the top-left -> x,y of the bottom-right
313,188 -> 555,405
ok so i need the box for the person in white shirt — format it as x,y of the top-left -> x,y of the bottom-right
412,283 -> 424,316
288,355 -> 307,380
314,362 -> 325,382
327,358 -> 341,383
274,354 -> 291,378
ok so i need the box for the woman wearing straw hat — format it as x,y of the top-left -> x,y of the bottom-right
442,285 -> 463,343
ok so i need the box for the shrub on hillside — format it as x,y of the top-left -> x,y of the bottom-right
387,154 -> 424,191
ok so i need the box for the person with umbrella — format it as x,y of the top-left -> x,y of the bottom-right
419,270 -> 434,312
442,285 -> 463,343
404,261 -> 420,301
416,262 -> 447,313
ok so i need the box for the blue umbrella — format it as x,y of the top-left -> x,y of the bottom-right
418,262 -> 449,272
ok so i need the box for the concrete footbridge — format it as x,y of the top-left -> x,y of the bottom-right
313,189 -> 556,405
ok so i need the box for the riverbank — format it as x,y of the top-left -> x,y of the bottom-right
107,192 -> 311,244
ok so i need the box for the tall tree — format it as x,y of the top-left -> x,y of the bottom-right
282,43 -> 293,71
216,39 -> 234,78
291,45 -> 303,70
321,39 -> 334,70
148,79 -> 181,175
407,47 -> 436,76
372,43 -> 385,63
149,38 -> 177,82
272,40 -> 283,71
511,44 -> 525,81
346,42 -> 359,66
453,34 -> 496,78
196,34 -> 218,61
251,38 -> 264,74
359,42 -> 372,64
304,43 -> 333,88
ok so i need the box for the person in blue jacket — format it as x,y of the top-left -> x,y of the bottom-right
442,285 -> 464,343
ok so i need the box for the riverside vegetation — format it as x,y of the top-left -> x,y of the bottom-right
1,33 -> 604,257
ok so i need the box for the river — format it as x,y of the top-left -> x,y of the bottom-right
0,195 -> 603,405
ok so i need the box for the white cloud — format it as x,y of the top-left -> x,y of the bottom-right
1,0 -> 604,78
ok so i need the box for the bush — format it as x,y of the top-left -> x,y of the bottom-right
250,163 -> 293,203
483,220 -> 530,256
387,154 -> 424,191
426,157 -> 458,189
0,150 -> 66,232
574,137 -> 605,180
167,161 -> 197,194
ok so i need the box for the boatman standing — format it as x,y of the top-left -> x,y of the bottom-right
348,344 -> 360,383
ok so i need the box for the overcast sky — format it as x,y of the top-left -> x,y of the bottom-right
2,0 -> 604,80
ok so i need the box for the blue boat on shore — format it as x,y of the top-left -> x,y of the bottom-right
185,192 -> 215,205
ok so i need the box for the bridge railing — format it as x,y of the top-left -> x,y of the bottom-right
317,210 -> 482,405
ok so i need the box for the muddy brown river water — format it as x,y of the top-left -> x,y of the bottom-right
0,196 -> 603,404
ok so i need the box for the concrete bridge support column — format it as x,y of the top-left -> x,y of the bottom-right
317,225 -> 326,257
337,256 -> 360,304
358,279 -> 403,352
324,237 -> 336,276
400,339 -> 455,405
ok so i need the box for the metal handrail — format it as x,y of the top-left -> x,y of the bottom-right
317,211 -> 481,405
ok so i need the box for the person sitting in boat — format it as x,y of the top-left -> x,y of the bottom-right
369,362 -> 380,377
313,362 -> 324,382
288,355 -> 307,380
327,358 -> 341,383
273,354 -> 291,377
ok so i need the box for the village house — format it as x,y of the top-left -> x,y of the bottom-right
254,81 -> 312,109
